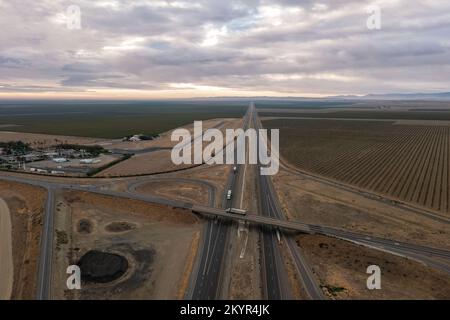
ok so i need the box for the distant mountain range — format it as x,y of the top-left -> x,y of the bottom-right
188,92 -> 450,102
341,92 -> 450,101
2,92 -> 450,103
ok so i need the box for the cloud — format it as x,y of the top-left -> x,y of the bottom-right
0,0 -> 449,97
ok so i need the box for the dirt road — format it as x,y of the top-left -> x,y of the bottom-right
0,198 -> 13,300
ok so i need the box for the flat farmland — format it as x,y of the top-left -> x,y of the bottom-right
263,118 -> 450,215
0,101 -> 246,138
260,110 -> 450,120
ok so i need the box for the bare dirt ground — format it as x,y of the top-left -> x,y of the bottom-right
52,190 -> 204,300
279,239 -> 309,299
175,165 -> 231,206
97,149 -> 193,177
0,198 -> 13,300
297,234 -> 450,299
272,168 -> 450,250
0,180 -> 46,299
0,131 -> 105,148
100,164 -> 232,201
136,181 -> 210,206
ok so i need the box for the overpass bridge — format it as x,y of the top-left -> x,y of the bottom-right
69,187 -> 450,263
2,173 -> 449,275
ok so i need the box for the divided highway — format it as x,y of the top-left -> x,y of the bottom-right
251,104 -> 292,300
188,108 -> 252,299
2,165 -> 450,300
1,103 -> 450,300
252,104 -> 324,300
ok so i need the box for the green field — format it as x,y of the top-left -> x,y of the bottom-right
255,100 -> 356,109
0,101 -> 246,138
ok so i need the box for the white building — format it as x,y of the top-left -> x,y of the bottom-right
45,152 -> 58,157
80,158 -> 101,164
53,158 -> 68,163
129,135 -> 142,142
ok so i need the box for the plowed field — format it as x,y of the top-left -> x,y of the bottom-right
264,118 -> 450,215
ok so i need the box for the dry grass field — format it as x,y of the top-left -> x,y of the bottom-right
264,118 -> 450,215
0,180 -> 46,299
97,118 -> 243,177
272,167 -> 450,249
135,180 -> 210,206
52,190 -> 203,300
297,234 -> 450,299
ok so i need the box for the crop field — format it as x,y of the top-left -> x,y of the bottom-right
259,109 -> 450,120
0,101 -> 246,138
253,100 -> 356,109
263,118 -> 450,215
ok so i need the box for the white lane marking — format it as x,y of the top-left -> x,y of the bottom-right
202,225 -> 214,276
239,162 -> 247,209
239,226 -> 249,259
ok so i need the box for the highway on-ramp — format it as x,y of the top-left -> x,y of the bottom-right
36,187 -> 55,300
2,105 -> 450,300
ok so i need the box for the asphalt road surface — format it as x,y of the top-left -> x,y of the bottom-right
189,112 -> 251,299
36,187 -> 55,300
252,105 -> 323,300
1,104 -> 450,300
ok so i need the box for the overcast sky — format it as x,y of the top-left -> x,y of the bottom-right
0,0 -> 449,99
